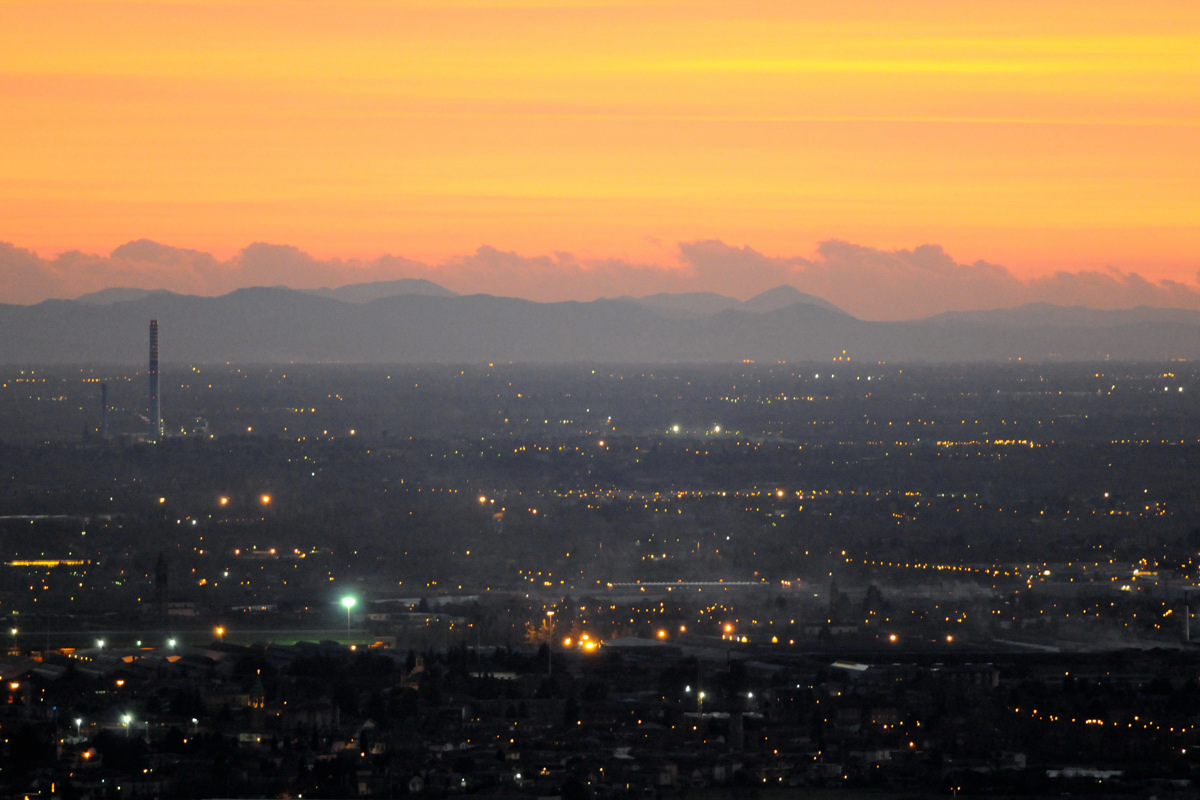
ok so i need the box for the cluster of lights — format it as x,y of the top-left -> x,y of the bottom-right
1013,706 -> 1200,735
561,633 -> 601,652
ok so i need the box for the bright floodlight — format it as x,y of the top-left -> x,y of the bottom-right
341,596 -> 357,639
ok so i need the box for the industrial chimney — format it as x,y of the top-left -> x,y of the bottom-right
149,320 -> 162,438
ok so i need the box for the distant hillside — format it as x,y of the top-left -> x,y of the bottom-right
627,292 -> 743,318
76,288 -> 170,305
932,303 -> 1200,328
626,285 -> 843,318
2,287 -> 1198,364
302,278 -> 457,303
742,285 -> 844,314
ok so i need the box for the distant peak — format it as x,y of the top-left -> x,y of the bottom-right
303,278 -> 457,303
743,285 -> 843,314
75,287 -> 172,305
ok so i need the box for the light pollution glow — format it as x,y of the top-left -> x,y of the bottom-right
1,0 -> 1197,302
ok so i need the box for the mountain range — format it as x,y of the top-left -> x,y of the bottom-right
5,281 -> 1199,364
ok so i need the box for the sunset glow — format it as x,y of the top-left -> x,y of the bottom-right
1,0 -> 1198,303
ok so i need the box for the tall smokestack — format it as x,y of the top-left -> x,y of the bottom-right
101,382 -> 109,440
149,320 -> 161,438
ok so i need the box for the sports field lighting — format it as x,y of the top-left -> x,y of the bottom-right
342,596 -> 357,639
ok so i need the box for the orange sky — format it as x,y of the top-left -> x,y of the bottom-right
1,0 -> 1198,288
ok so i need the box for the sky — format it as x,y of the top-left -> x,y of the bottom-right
1,0 -> 1198,317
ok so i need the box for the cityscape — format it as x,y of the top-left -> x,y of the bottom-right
5,0 -> 1199,796
0,339 -> 1198,797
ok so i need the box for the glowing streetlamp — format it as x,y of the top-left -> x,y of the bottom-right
545,611 -> 555,676
341,596 -> 356,639
121,713 -> 132,737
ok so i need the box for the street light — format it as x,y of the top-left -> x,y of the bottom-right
121,713 -> 132,737
75,718 -> 82,737
341,596 -> 356,640
545,611 -> 555,677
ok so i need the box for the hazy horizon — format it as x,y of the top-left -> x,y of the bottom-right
5,236 -> 1200,321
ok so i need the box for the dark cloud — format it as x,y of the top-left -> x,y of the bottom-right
110,239 -> 220,271
0,242 -> 62,304
676,240 -> 797,299
788,241 -> 1031,319
430,246 -> 680,301
230,243 -> 339,289
1,238 -> 1197,319
674,240 -> 1200,319
1028,268 -> 1200,310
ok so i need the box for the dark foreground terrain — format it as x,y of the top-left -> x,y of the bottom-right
0,361 -> 1198,797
